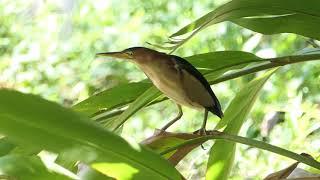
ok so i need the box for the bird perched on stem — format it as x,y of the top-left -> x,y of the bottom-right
97,47 -> 223,134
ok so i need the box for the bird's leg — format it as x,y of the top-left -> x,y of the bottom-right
198,109 -> 209,135
160,104 -> 183,132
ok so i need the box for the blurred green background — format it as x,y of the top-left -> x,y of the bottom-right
1,0 -> 319,179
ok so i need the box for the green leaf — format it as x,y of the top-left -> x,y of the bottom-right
187,51 -> 263,70
170,10 -> 216,37
232,13 -> 320,40
206,69 -> 277,180
0,89 -> 183,180
169,0 -> 320,47
0,155 -> 71,180
77,163 -> 114,180
113,86 -> 162,131
0,137 -> 15,156
72,82 -> 152,116
186,51 -> 264,79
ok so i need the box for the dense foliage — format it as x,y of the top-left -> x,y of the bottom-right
0,0 -> 320,179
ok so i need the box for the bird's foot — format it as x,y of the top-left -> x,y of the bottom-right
193,128 -> 208,136
193,128 -> 208,150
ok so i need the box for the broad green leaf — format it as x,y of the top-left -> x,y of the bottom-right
77,163 -> 114,180
170,0 -> 320,47
72,82 -> 152,116
95,96 -> 168,130
206,69 -> 277,180
186,51 -> 263,71
113,86 -> 162,131
0,89 -> 182,180
186,51 -> 264,79
0,155 -> 71,180
232,13 -> 320,40
0,137 -> 15,156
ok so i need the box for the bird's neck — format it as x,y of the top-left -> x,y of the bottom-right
134,50 -> 166,64
134,52 -> 170,79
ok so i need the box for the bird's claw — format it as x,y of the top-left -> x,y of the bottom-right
192,128 -> 208,150
193,128 -> 208,136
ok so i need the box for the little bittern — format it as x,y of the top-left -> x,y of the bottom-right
97,47 -> 223,134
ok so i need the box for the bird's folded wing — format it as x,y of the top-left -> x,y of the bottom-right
172,55 -> 222,112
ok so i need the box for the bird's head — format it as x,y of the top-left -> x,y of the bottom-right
96,47 -> 158,63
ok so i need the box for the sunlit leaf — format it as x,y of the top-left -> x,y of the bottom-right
206,69 -> 277,180
77,163 -> 114,180
0,89 -> 183,180
0,155 -> 71,180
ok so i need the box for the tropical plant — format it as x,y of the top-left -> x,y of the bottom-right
1,0 -> 320,179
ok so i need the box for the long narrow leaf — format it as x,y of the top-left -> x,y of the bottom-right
169,0 -> 320,50
72,82 -> 152,116
232,13 -> 320,40
206,69 -> 277,180
186,51 -> 264,79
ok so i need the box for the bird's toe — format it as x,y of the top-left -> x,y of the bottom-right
193,128 -> 208,136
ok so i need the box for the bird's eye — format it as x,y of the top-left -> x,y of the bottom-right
126,51 -> 133,56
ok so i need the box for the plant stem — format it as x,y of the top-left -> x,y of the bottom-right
159,131 -> 320,170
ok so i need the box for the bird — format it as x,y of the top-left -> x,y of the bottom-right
97,47 -> 223,134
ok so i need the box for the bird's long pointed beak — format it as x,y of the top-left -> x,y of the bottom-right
96,52 -> 130,59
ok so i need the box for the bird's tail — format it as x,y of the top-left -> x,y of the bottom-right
208,106 -> 224,119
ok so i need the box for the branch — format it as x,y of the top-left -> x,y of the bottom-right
159,130 -> 320,170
